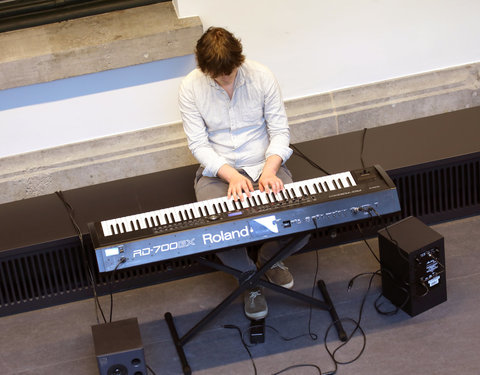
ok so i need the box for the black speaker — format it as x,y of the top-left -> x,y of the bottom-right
92,318 -> 146,375
378,216 -> 447,316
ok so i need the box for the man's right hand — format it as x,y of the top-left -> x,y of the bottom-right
217,164 -> 254,201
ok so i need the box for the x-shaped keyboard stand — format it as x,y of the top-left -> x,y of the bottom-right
165,233 -> 347,375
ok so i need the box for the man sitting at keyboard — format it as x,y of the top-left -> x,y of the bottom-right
178,27 -> 309,320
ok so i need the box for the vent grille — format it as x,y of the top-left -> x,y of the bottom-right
1,155 -> 479,316
390,158 -> 480,222
0,244 -> 90,307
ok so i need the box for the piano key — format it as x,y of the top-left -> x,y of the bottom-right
212,198 -> 225,213
137,214 -> 148,229
156,210 -> 167,225
101,220 -> 113,236
122,218 -> 133,232
240,197 -> 250,209
290,185 -> 303,198
256,191 -> 269,205
185,205 -> 195,220
114,219 -> 125,233
274,190 -> 284,201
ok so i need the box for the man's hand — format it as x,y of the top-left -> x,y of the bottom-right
217,164 -> 254,201
259,171 -> 283,194
259,155 -> 284,194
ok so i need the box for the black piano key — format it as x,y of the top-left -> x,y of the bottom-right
289,188 -> 297,198
337,178 -> 344,188
222,201 -> 229,212
179,210 -> 185,221
155,215 -> 160,226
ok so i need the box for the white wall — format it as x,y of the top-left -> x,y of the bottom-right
176,0 -> 480,96
1,0 -> 479,158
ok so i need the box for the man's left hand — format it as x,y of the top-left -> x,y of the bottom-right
259,172 -> 283,194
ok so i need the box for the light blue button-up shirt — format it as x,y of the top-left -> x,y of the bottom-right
179,60 -> 293,181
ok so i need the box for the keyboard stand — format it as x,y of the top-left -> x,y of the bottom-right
164,233 -> 347,375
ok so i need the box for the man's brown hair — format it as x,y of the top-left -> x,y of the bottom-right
195,27 -> 245,78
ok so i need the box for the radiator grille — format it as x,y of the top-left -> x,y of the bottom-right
390,157 -> 480,222
1,155 -> 479,316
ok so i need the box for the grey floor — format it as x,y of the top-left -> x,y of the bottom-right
1,215 -> 479,375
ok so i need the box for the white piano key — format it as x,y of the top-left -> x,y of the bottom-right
167,207 -> 175,224
213,198 -> 226,213
291,184 -> 303,198
154,209 -> 167,225
251,194 -> 260,205
184,204 -> 195,220
240,196 -> 250,209
110,220 -> 120,235
135,214 -> 147,229
224,198 -> 236,211
114,219 -> 125,234
273,190 -> 284,201
198,204 -> 208,217
256,191 -> 269,205
122,217 -> 133,232
148,215 -> 156,227
190,204 -> 202,218
170,207 -> 181,222
101,220 -> 113,236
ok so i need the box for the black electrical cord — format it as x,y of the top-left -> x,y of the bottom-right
290,144 -> 331,175
55,190 -> 108,324
224,322 -> 325,375
108,257 -> 127,322
146,363 -> 158,375
223,324 -> 258,375
360,127 -> 368,172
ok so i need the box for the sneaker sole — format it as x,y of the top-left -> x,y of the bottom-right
245,307 -> 268,320
265,275 -> 294,289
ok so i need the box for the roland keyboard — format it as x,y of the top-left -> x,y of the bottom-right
89,165 -> 401,272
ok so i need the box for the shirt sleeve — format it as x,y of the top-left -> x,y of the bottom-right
262,71 -> 293,163
178,77 -> 228,177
